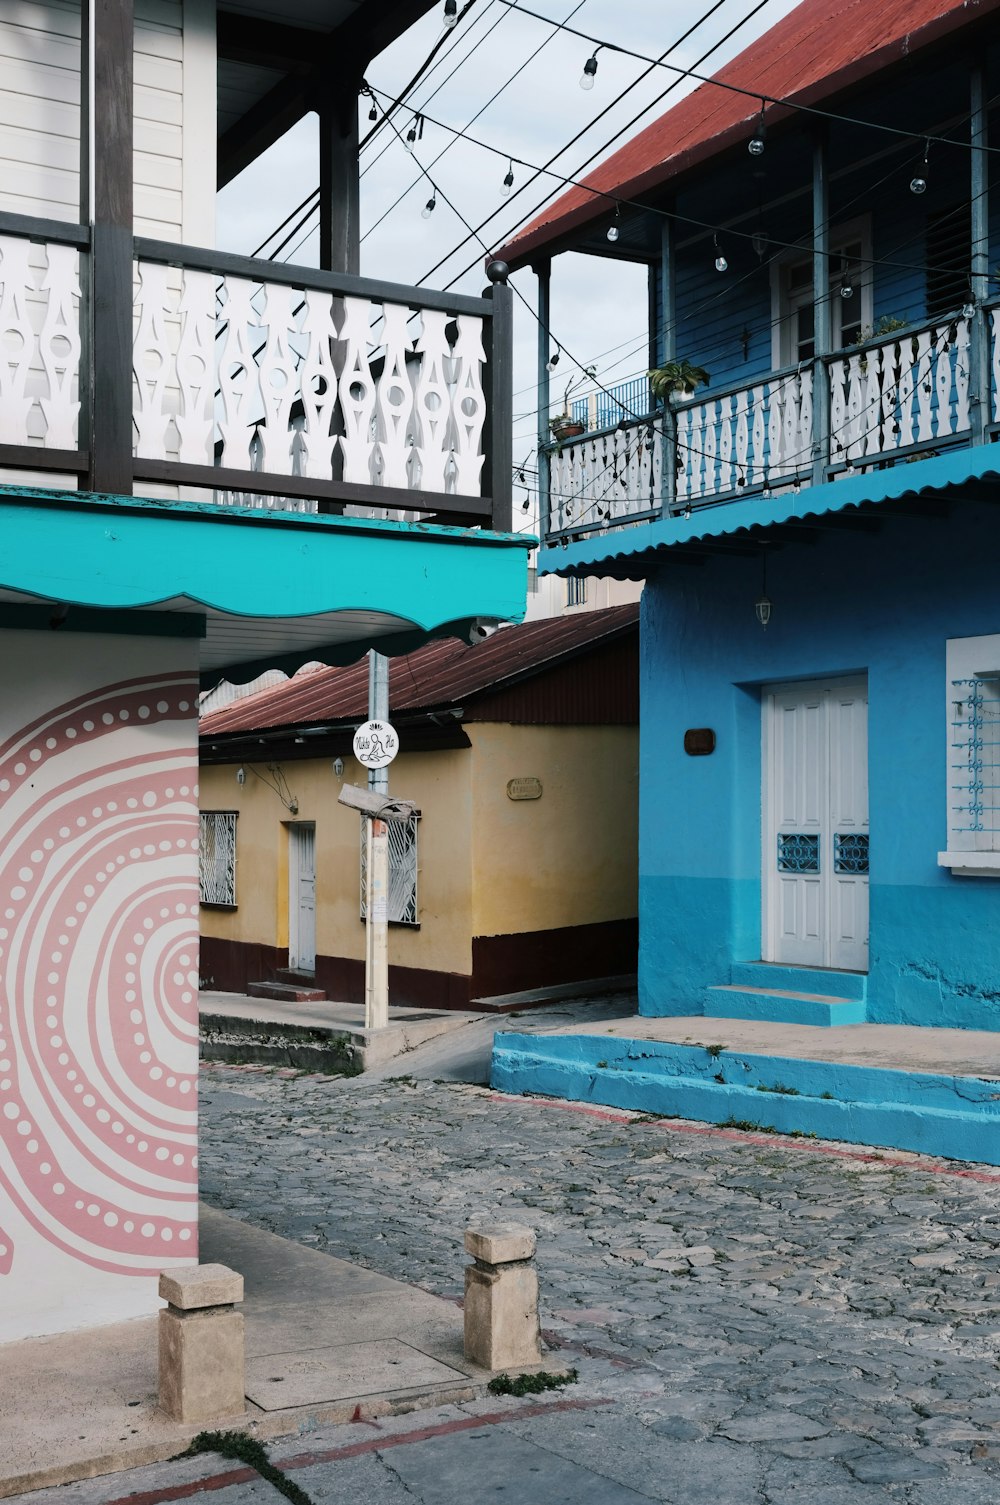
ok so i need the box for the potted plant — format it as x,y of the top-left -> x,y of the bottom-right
648,358 -> 710,403
548,368 -> 597,444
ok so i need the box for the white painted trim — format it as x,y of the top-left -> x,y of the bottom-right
182,0 -> 216,246
938,852 -> 1000,876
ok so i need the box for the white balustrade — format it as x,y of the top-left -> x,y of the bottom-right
548,421 -> 661,532
675,369 -> 812,502
130,261 -> 489,502
0,235 -> 81,450
992,308 -> 1000,424
827,317 -> 971,466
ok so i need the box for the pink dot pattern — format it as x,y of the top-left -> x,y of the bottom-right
0,672 -> 200,1276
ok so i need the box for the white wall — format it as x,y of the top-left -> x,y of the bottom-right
0,0 -> 215,243
0,631 -> 200,1338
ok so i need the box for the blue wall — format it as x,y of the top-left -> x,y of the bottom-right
639,496 -> 1000,1030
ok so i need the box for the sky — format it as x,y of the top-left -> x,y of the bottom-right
217,0 -> 803,531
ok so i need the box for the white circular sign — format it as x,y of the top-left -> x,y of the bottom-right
352,719 -> 399,769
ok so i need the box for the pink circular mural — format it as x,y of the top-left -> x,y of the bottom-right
0,672 -> 200,1277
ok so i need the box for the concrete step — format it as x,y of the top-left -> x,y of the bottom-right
730,961 -> 867,1001
706,984 -> 867,1027
247,980 -> 327,1004
490,1031 -> 1000,1165
274,967 -> 320,987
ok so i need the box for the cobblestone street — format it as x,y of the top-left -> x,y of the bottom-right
186,1061 -> 1000,1504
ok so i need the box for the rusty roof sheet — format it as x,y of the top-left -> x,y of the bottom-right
200,603 -> 640,735
500,0 -> 997,267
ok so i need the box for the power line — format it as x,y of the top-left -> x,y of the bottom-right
497,0 -> 1000,156
414,0 -> 765,288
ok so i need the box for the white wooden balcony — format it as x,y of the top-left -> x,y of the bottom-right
0,215 -> 512,532
544,309 -> 1000,543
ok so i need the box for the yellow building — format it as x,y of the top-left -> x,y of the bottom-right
199,606 -> 638,1008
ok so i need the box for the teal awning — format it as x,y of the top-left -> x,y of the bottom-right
0,487 -> 533,682
539,448 -> 1000,579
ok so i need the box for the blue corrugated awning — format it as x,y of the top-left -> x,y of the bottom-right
539,448 -> 1000,579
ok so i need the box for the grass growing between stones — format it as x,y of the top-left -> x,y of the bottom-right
182,1430 -> 313,1505
487,1368 -> 579,1397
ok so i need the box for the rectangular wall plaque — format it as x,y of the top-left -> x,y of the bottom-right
507,777 -> 543,800
684,728 -> 716,756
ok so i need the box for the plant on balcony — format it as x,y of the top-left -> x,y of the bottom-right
648,359 -> 710,403
548,368 -> 596,444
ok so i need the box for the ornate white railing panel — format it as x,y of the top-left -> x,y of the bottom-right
548,421 -> 662,532
0,235 -> 81,450
132,263 -> 488,498
827,317 -> 970,466
991,306 -> 1000,425
675,368 -> 812,501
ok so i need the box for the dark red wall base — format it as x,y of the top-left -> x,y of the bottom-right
199,916 -> 637,1011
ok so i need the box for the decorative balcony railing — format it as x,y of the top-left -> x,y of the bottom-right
0,213 -> 512,531
544,309 -> 1000,544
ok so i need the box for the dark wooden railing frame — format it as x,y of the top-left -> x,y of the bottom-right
0,211 -> 514,533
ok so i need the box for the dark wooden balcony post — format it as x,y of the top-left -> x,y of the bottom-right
484,261 -> 513,535
81,0 -> 134,496
318,84 -> 361,277
811,127 -> 831,486
969,63 -> 990,445
534,258 -> 551,536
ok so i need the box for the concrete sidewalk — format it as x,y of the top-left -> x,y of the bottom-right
200,989 -> 484,1072
0,1205 -> 525,1500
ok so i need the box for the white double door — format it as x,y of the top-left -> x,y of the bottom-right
762,677 -> 869,971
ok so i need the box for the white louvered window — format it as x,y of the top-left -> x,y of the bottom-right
360,815 -> 419,925
200,811 -> 238,906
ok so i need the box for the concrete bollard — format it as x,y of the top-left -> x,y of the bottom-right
158,1264 -> 246,1423
463,1222 -> 541,1371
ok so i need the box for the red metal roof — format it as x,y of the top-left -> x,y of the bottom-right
499,0 -> 998,268
200,603 -> 640,735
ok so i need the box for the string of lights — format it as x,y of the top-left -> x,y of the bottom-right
496,0 -> 1000,157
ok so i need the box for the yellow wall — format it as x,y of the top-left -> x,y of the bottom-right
200,721 -> 637,971
199,749 -> 474,975
469,724 -> 638,938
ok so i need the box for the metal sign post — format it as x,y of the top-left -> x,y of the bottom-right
359,653 -> 394,1030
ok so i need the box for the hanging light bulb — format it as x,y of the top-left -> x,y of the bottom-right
748,103 -> 766,157
580,50 -> 599,90
840,263 -> 854,300
713,234 -> 728,272
521,492 -> 531,512
607,204 -> 621,243
368,100 -> 378,121
443,0 -> 458,26
751,229 -> 768,260
421,191 -> 437,219
405,120 -> 418,151
546,346 -> 561,372
910,138 -> 930,194
501,160 -> 515,196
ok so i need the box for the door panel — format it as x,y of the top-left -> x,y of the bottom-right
764,678 -> 869,970
289,823 -> 317,972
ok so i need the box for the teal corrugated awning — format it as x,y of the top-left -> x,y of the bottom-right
539,448 -> 1000,580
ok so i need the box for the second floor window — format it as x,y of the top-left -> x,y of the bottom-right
774,225 -> 870,365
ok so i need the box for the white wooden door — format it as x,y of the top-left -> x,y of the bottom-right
288,823 -> 316,972
763,678 -> 868,970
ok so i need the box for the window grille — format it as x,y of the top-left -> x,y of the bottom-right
200,811 -> 237,905
360,814 -> 419,925
950,676 -> 1000,847
566,576 -> 587,607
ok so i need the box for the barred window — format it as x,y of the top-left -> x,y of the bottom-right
566,576 -> 587,607
360,814 -> 419,925
200,811 -> 238,906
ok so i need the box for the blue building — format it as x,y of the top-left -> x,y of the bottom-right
491,0 -> 1000,1155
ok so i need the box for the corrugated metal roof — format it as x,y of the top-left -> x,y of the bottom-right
500,0 -> 997,268
539,452 -> 1000,578
200,603 -> 640,735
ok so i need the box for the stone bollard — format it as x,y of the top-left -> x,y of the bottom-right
463,1222 -> 541,1371
158,1264 -> 246,1423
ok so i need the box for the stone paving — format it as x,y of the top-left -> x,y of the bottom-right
197,1062 -> 1000,1503
13,1059 -> 1000,1503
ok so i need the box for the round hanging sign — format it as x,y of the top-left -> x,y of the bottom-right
352,719 -> 399,769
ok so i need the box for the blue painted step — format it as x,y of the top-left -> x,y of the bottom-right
706,985 -> 867,1027
490,1032 -> 1000,1165
730,962 -> 867,1001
